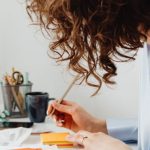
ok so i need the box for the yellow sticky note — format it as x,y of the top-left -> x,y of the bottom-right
40,132 -> 73,148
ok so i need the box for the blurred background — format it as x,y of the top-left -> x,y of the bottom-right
0,0 -> 139,119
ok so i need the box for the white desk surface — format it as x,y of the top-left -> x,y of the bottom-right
4,117 -> 137,150
9,119 -> 137,150
22,134 -> 137,150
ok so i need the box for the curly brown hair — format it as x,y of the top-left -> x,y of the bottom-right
26,0 -> 150,95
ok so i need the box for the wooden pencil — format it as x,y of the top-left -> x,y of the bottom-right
50,74 -> 80,116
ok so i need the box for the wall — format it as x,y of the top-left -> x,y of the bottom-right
0,0 -> 139,119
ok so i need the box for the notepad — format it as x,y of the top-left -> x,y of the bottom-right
40,132 -> 73,148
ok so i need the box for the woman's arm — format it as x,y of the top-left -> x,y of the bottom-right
47,100 -> 108,133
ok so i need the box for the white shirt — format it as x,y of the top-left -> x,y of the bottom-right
107,44 -> 150,150
138,43 -> 150,150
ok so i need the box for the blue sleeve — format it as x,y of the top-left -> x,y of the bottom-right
106,118 -> 138,143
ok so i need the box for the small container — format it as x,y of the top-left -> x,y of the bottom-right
25,92 -> 55,123
1,82 -> 32,118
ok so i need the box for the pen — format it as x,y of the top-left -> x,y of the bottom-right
5,75 -> 24,115
50,74 -> 80,116
24,72 -> 29,84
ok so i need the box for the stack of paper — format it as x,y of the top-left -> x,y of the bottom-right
40,132 -> 73,148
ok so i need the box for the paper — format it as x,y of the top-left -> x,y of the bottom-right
0,127 -> 32,146
32,118 -> 71,134
40,132 -> 73,148
15,145 -> 58,150
0,144 -> 58,150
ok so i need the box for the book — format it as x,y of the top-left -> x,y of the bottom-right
40,132 -> 73,148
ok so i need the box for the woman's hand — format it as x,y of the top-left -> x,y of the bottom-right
47,100 -> 107,133
66,130 -> 132,150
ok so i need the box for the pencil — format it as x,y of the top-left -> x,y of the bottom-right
50,74 -> 80,116
5,75 -> 24,115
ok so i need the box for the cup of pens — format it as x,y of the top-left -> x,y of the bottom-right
1,70 -> 32,118
1,83 -> 32,118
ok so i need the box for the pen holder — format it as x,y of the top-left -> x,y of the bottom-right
1,82 -> 32,118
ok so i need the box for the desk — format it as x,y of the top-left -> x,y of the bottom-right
22,134 -> 137,150
1,117 -> 137,150
8,119 -> 137,150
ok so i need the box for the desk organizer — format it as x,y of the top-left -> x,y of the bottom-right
1,82 -> 32,118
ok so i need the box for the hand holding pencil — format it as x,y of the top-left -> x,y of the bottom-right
47,74 -> 80,117
46,85 -> 106,133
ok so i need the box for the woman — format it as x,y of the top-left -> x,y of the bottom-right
26,0 -> 150,149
